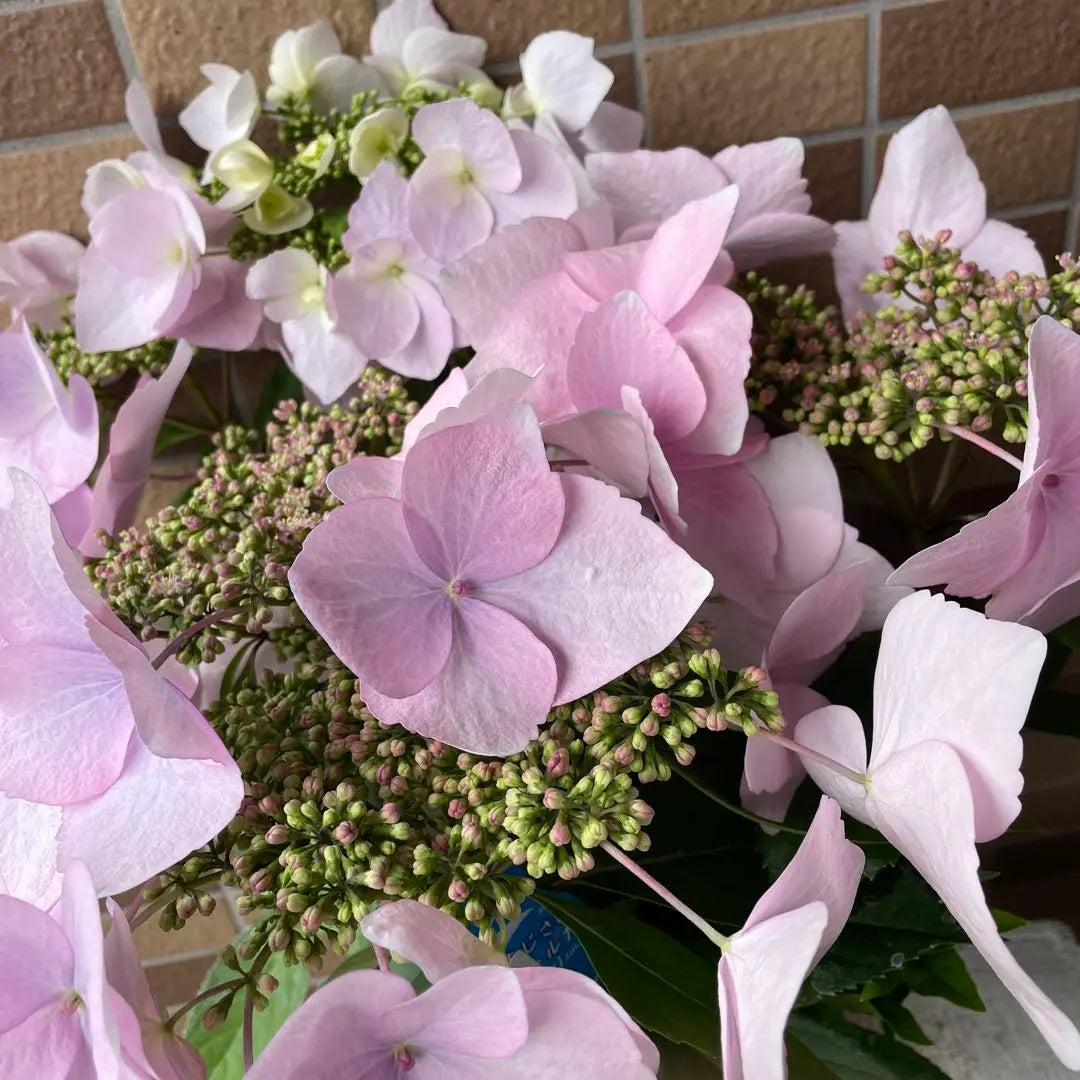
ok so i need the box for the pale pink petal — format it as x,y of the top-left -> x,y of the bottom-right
0,1002 -> 89,1078
401,405 -> 565,582
246,248 -> 321,323
289,497 -> 451,698
0,796 -> 62,907
889,480 -> 1044,603
310,54 -> 383,114
361,899 -> 505,983
795,704 -> 872,822
0,893 -> 73,1031
409,150 -> 496,263
579,103 -> 645,154
744,794 -> 863,958
766,568 -> 867,685
399,27 -> 487,89
102,901 -> 156,1021
621,385 -> 682,527
566,291 -> 705,443
541,409 -> 650,498
746,434 -> 845,593
868,742 -> 1080,1069
652,286 -> 749,457
832,527 -> 910,634
568,201 -> 617,247
331,253 -> 421,357
724,212 -> 835,271
381,274 -> 453,380
485,473 -> 713,704
411,99 -> 521,193
343,162 -> 415,254
1022,316 -> 1080,478
52,484 -> 92,548
370,0 -> 447,58
869,590 -> 1046,842
870,106 -> 986,249
167,256 -> 262,351
83,342 -> 192,556
741,682 -> 828,822
669,452 -> 777,609
962,218 -> 1045,279
0,644 -> 132,804
125,80 -> 165,156
281,311 -> 369,406
364,597 -> 558,755
714,138 -> 811,218
832,219 -> 884,320
636,188 -> 739,323
488,128 -> 578,229
585,148 -> 722,237
440,217 -> 586,346
718,903 -> 828,1080
179,64 -> 258,152
403,367 -> 534,454
561,242 -> 643,302
519,31 -> 612,132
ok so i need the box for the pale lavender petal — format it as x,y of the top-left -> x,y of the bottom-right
724,212 -> 835,271
411,99 -> 520,193
579,102 -> 645,154
327,457 -> 403,501
1023,316 -> 1080,478
370,0 -> 447,59
832,219 -> 884,321
962,218 -> 1044,279
487,129 -> 578,229
331,253 -> 421,357
364,597 -> 558,755
541,409 -> 650,498
289,497 -> 451,698
281,312 -> 369,406
409,150 -> 496,263
400,406 -> 565,583
167,256 -> 262,351
361,899 -> 505,983
485,473 -> 712,704
0,893 -> 72,1032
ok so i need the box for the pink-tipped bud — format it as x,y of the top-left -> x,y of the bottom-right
333,821 -> 359,845
650,693 -> 671,717
447,880 -> 469,903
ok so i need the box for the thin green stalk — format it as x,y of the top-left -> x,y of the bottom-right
672,764 -> 807,836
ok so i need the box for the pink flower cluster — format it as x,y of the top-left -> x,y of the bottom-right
1,0 -> 1078,1075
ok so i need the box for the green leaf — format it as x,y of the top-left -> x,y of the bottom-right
1050,615 -> 1080,650
537,894 -> 720,1062
218,638 -> 262,701
872,990 -> 933,1045
184,929 -> 310,1079
902,948 -> 984,1012
254,364 -> 304,430
320,205 -> 350,239
993,907 -> 1026,933
155,418 -> 209,455
787,1010 -> 950,1079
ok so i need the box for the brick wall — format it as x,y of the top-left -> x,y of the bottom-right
1,0 -> 1079,261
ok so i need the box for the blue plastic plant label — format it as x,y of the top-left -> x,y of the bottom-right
505,895 -> 596,977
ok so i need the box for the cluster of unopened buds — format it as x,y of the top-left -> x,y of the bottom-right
4,0 -> 1080,1075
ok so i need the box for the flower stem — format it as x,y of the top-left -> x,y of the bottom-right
756,729 -> 868,786
165,978 -> 246,1034
940,424 -> 1023,471
243,989 -> 255,1072
672,764 -> 807,836
374,945 -> 391,973
600,840 -> 729,950
129,872 -> 224,929
151,607 -> 245,670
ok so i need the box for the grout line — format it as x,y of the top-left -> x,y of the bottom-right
100,0 -> 141,83
640,3 -> 870,51
880,86 -> 1080,131
1062,128 -> 1080,251
861,0 -> 883,216
0,0 -> 74,11
802,124 -> 872,147
997,197 -> 1073,220
0,122 -> 133,157
626,0 -> 647,140
140,946 -> 225,969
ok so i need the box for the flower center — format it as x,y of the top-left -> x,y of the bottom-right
1043,472 -> 1062,489
448,578 -> 473,596
393,1044 -> 417,1071
59,989 -> 83,1014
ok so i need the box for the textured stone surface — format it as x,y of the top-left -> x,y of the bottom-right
642,0 -> 859,37
437,0 -> 629,62
1008,211 -> 1069,266
803,138 -> 863,223
0,1 -> 127,141
644,16 -> 865,149
0,133 -> 141,242
117,0 -> 376,112
880,0 -> 1080,118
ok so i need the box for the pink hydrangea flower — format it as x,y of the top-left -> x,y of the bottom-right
585,139 -> 835,270
797,591 -> 1080,1068
0,470 -> 242,907
717,796 -> 863,1080
833,106 -> 1044,319
892,317 -> 1080,630
0,861 -> 130,1077
290,406 -> 712,754
80,341 -> 192,557
455,191 -> 754,456
0,230 -> 84,331
366,0 -> 488,95
361,899 -> 660,1077
0,319 -> 98,542
407,98 -> 578,264
330,162 -> 453,380
247,248 -> 369,404
102,897 -> 206,1079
